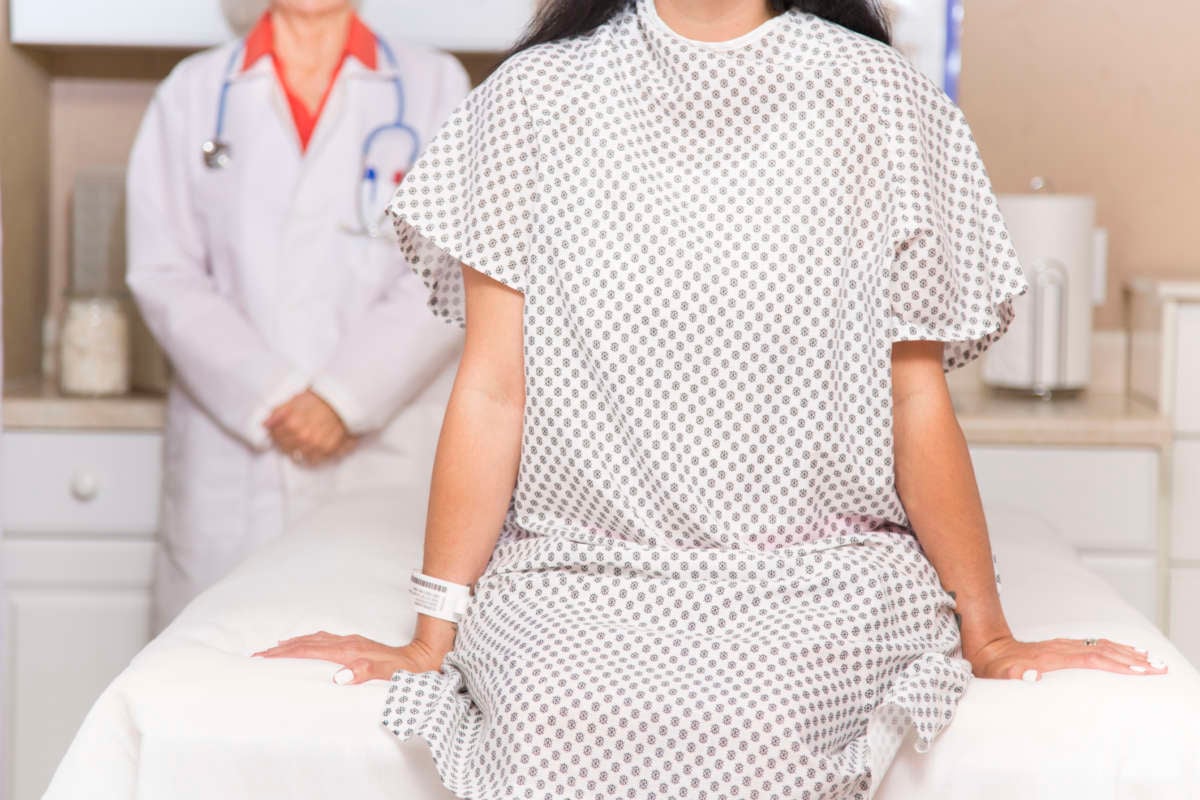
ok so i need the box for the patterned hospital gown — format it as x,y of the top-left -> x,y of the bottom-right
382,1 -> 1029,797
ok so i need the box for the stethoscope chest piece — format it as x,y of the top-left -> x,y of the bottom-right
202,139 -> 231,170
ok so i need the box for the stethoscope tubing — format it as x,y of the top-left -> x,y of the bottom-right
204,32 -> 418,237
214,42 -> 244,147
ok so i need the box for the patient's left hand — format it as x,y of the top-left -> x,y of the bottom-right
253,632 -> 445,684
969,635 -> 1168,681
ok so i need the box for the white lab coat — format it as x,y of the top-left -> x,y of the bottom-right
127,33 -> 468,630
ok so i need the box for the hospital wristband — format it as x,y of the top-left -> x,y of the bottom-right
410,572 -> 473,624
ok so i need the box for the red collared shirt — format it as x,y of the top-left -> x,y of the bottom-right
242,12 -> 378,152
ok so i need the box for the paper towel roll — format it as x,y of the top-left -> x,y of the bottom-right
984,195 -> 1097,392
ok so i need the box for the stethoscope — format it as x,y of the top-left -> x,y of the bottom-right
201,34 -> 419,238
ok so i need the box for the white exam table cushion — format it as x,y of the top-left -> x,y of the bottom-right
45,492 -> 1200,800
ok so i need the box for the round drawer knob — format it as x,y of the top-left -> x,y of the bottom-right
70,471 -> 100,502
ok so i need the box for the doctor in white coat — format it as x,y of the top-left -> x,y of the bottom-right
127,0 -> 468,629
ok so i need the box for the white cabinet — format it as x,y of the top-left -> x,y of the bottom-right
1170,567 -> 1200,668
9,0 -> 536,52
969,445 -> 1158,551
1,430 -> 161,800
1171,440 -> 1200,667
3,431 -> 161,535
1126,279 -> 1200,668
1171,305 -> 1200,434
969,445 -> 1161,623
1171,439 -> 1200,560
3,541 -> 156,800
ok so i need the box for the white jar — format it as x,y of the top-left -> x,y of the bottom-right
59,294 -> 131,396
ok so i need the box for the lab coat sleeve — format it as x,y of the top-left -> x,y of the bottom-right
310,54 -> 471,434
126,87 -> 306,450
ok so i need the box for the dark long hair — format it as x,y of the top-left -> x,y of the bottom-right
510,0 -> 891,56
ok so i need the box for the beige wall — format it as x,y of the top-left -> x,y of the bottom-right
0,0 -> 50,380
958,0 -> 1200,329
11,3 -> 1199,374
45,78 -> 157,330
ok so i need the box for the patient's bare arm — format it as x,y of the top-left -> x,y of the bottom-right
255,264 -> 526,683
890,340 -> 1166,680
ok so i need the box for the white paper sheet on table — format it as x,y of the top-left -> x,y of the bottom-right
44,492 -> 1200,800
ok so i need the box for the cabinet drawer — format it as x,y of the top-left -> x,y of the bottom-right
2,539 -> 155,800
2,431 -> 162,535
1169,567 -> 1200,669
1171,439 -> 1200,559
1172,305 -> 1200,433
968,445 -> 1158,550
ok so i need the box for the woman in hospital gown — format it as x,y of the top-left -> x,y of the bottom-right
261,1 -> 1165,797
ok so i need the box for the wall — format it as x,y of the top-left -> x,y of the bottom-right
958,0 -> 1200,329
45,77 -> 157,333
21,3 -> 1200,358
0,0 -> 50,380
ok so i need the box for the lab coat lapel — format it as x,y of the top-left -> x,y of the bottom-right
289,60 -> 367,224
228,58 -> 296,150
288,61 -> 397,231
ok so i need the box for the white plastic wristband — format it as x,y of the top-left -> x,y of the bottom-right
410,571 -> 472,624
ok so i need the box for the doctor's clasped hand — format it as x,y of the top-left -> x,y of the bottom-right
264,389 -> 358,465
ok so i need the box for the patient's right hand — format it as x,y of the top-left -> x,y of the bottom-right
252,631 -> 451,685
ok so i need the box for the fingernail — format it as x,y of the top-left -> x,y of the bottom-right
1148,658 -> 1167,669
1022,669 -> 1038,682
1130,664 -> 1147,673
1134,646 -> 1148,654
333,668 -> 354,685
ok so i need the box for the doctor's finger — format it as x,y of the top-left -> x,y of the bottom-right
307,431 -> 344,459
296,437 -> 333,463
298,427 -> 344,458
269,426 -> 306,454
263,404 -> 294,430
266,418 -> 299,442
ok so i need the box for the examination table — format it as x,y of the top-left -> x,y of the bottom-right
44,487 -> 1200,799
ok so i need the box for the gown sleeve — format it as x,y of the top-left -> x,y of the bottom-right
883,59 -> 1030,372
385,57 -> 539,327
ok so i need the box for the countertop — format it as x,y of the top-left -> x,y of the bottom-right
1127,276 -> 1200,302
952,389 -> 1169,448
3,377 -> 166,431
2,376 -> 1170,447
